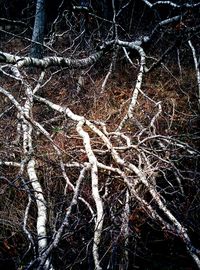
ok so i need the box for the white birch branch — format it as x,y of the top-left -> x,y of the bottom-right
116,42 -> 146,131
0,50 -> 103,68
188,40 -> 200,107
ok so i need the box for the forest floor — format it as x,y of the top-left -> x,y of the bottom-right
0,31 -> 200,269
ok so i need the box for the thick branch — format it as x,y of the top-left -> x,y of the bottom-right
0,50 -> 104,68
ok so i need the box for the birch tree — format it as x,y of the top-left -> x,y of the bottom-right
0,1 -> 200,269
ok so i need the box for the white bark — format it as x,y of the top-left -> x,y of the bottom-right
27,159 -> 47,252
0,50 -> 103,68
188,40 -> 200,107
116,42 -> 146,131
77,120 -> 104,270
0,78 -> 50,268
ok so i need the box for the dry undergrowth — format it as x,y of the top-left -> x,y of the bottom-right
0,35 -> 200,270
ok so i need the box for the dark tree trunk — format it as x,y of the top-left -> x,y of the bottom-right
79,0 -> 90,49
30,0 -> 46,59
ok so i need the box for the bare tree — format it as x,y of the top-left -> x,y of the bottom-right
0,1 -> 200,269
